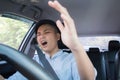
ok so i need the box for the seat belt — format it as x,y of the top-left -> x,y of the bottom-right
35,45 -> 59,80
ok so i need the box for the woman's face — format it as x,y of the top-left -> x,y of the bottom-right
36,24 -> 60,54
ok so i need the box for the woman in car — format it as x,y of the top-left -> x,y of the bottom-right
0,0 -> 96,80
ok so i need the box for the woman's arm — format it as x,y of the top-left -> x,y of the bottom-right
0,75 -> 4,80
48,1 -> 96,80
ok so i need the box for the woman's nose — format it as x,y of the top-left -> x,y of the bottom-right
39,34 -> 45,39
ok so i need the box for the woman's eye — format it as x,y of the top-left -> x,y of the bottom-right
37,33 -> 41,36
45,32 -> 50,34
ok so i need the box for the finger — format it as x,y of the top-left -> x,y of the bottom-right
56,20 -> 64,32
48,1 -> 70,18
61,13 -> 74,28
61,13 -> 77,34
48,1 -> 73,27
61,14 -> 70,26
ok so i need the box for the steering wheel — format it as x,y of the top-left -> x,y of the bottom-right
0,44 -> 55,80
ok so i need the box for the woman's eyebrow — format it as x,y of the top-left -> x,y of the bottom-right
44,29 -> 50,32
44,28 -> 52,32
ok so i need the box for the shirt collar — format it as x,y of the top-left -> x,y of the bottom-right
44,49 -> 63,60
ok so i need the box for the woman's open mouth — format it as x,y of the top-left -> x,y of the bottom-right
41,41 -> 48,47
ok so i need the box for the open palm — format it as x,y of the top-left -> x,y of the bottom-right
48,1 -> 79,49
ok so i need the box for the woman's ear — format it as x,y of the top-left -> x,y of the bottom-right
57,33 -> 61,41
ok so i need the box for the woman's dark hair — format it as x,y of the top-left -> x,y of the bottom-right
35,19 -> 60,34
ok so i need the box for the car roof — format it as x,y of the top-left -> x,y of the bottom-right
0,0 -> 120,36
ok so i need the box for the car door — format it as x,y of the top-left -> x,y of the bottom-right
0,13 -> 34,78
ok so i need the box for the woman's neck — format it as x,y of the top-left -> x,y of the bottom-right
46,47 -> 60,58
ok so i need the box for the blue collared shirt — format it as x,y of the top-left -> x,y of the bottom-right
6,50 -> 96,80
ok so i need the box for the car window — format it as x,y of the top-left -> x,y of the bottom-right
0,14 -> 33,49
80,36 -> 120,51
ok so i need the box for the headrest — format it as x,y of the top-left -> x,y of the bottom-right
108,40 -> 120,51
89,47 -> 100,53
58,39 -> 69,49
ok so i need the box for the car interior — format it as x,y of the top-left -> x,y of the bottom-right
0,0 -> 120,80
